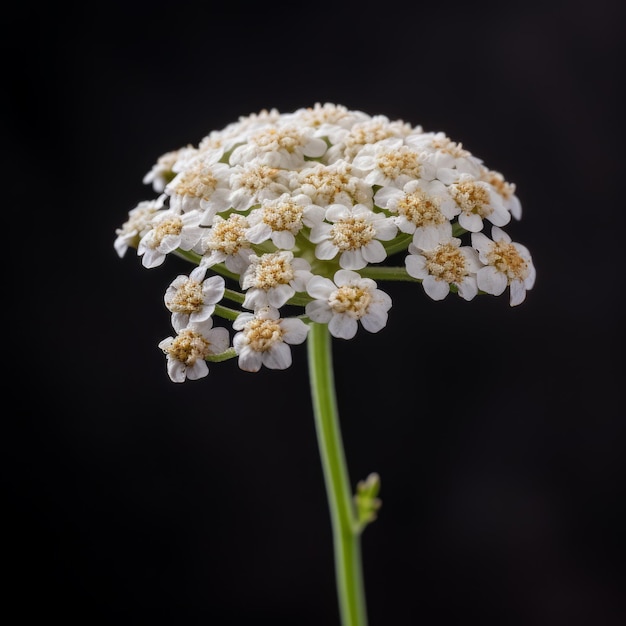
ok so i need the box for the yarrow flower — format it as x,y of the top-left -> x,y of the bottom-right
471,226 -> 536,306
405,222 -> 481,302
137,208 -> 204,269
306,270 -> 392,340
164,267 -> 226,332
115,103 -> 536,382
158,318 -> 230,383
233,306 -> 309,372
114,196 -> 165,258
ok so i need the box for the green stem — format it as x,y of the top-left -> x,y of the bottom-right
307,323 -> 368,626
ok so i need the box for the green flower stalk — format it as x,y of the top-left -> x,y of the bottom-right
115,103 -> 536,626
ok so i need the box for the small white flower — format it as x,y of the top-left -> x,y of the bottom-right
289,160 -> 373,208
164,267 -> 226,332
245,193 -> 325,250
352,139 -> 435,188
448,173 -> 511,232
229,123 -> 327,169
479,165 -> 522,220
405,222 -> 482,302
305,269 -> 392,339
197,110 -> 280,154
241,251 -> 313,310
325,116 -> 414,162
283,102 -> 372,145
233,307 -> 310,372
309,204 -> 397,270
228,160 -> 292,212
471,226 -> 536,306
198,213 -> 254,274
158,318 -> 231,383
374,179 -> 458,249
137,209 -> 204,268
114,195 -> 165,258
143,146 -> 196,193
404,131 -> 483,183
164,151 -> 232,221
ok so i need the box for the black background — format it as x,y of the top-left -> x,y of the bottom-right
7,1 -> 625,624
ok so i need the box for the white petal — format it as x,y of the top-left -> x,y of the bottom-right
329,314 -> 358,339
246,223 -> 271,244
491,226 -> 510,242
171,312 -> 189,333
189,317 -> 215,335
423,276 -> 449,301
271,230 -> 296,249
243,289 -> 268,310
141,249 -> 166,268
487,205 -> 511,227
436,167 -> 459,185
315,240 -> 339,261
237,348 -> 262,372
373,219 -> 398,241
334,270 -> 362,286
233,312 -> 255,331
456,277 -> 478,301
190,266 -> 208,282
374,186 -> 402,208
307,276 -> 336,299
458,212 -> 483,233
525,263 -> 537,290
167,359 -> 186,383
339,249 -> 366,270
405,254 -> 427,279
268,284 -> 295,308
263,343 -> 293,370
207,327 -> 231,353
280,318 -> 310,345
202,275 -> 226,301
509,280 -> 526,306
186,360 -> 209,381
157,337 -> 173,351
413,226 -> 442,251
325,204 -> 351,222
360,308 -> 388,333
477,266 -> 507,296
304,138 -> 328,158
509,196 -> 522,220
306,300 -> 333,323
470,231 -> 491,254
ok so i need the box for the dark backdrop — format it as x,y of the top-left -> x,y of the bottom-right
7,1 -> 625,624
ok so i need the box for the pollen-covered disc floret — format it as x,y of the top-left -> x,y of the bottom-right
115,103 -> 535,381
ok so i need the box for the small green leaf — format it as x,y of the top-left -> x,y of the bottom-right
354,472 -> 382,530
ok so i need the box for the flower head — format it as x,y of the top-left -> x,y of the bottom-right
116,103 -> 535,380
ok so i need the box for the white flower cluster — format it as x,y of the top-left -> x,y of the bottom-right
115,103 -> 536,382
